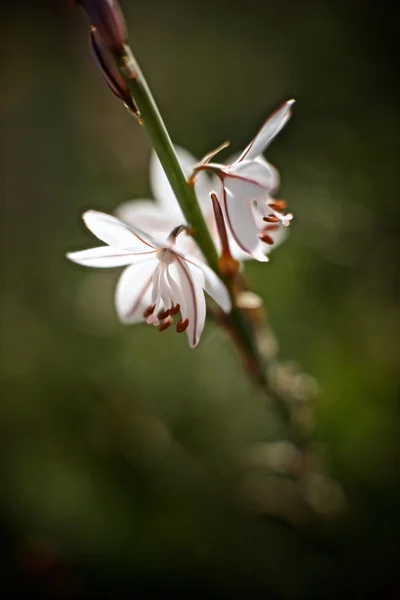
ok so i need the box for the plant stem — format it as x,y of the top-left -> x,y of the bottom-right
115,46 -> 268,384
118,49 -> 218,269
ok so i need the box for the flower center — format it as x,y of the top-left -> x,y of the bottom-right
142,303 -> 189,334
142,251 -> 190,336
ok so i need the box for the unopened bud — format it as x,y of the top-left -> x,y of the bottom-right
89,29 -> 138,115
76,0 -> 127,55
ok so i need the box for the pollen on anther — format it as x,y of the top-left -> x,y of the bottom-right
146,314 -> 160,326
176,318 -> 189,333
170,303 -> 180,316
158,316 -> 173,332
264,224 -> 280,232
143,305 -> 155,318
157,308 -> 170,320
263,215 -> 280,223
269,200 -> 287,212
260,233 -> 274,245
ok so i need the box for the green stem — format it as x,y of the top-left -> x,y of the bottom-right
116,46 -> 267,384
118,48 -> 218,270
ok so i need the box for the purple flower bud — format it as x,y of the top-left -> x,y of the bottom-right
89,29 -> 138,115
76,0 -> 127,54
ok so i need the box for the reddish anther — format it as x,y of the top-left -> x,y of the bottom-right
143,305 -> 155,318
263,215 -> 280,223
263,224 -> 280,232
158,316 -> 173,332
269,200 -> 287,212
259,233 -> 274,245
157,308 -> 170,320
176,318 -> 189,333
169,304 -> 180,316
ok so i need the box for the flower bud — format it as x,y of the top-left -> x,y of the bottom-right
89,29 -> 138,115
76,0 -> 127,54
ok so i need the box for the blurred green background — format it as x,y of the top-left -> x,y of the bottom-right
1,0 -> 399,597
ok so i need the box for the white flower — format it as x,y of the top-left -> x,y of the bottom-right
67,210 -> 231,347
115,146 -> 287,263
194,99 -> 295,261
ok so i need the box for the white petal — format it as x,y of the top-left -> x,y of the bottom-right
169,258 -> 206,348
227,152 -> 280,192
184,255 -> 231,314
165,264 -> 185,309
196,175 -> 224,253
238,99 -> 295,161
255,157 -> 280,192
115,199 -> 180,235
231,159 -> 276,190
151,263 -> 169,312
194,170 -> 216,213
227,210 -> 288,263
230,242 -> 260,262
173,230 -> 201,257
83,210 -> 163,250
116,200 -> 200,257
172,147 -> 214,211
221,183 -> 268,262
265,224 -> 288,252
257,221 -> 289,258
150,147 -> 213,219
115,260 -> 158,323
66,246 -> 157,268
150,263 -> 161,308
150,150 -> 181,216
150,146 -> 197,214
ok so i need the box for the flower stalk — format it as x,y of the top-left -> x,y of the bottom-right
118,47 -> 219,270
73,0 -> 285,387
113,44 -> 270,384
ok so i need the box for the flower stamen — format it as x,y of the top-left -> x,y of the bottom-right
157,308 -> 170,320
143,304 -> 156,318
176,318 -> 189,333
170,303 -> 180,316
269,200 -> 287,212
263,215 -> 280,223
146,314 -> 160,326
259,233 -> 274,245
263,224 -> 280,232
158,316 -> 174,332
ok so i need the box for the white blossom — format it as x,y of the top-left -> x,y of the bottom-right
195,100 -> 295,261
115,147 -> 287,263
67,210 -> 231,347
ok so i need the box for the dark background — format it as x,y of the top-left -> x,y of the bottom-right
1,1 -> 399,597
